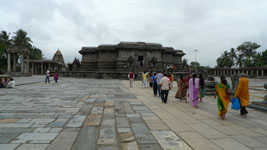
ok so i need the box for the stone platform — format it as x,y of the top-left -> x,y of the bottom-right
0,76 -> 266,150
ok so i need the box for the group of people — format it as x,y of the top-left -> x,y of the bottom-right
128,70 -> 173,103
128,71 -> 250,120
0,77 -> 15,88
215,73 -> 249,120
175,73 -> 205,107
45,69 -> 59,84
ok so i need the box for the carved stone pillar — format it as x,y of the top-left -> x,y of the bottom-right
31,63 -> 34,74
41,62 -> 43,74
21,54 -> 24,73
13,53 -> 16,72
26,55 -> 29,73
7,53 -> 11,73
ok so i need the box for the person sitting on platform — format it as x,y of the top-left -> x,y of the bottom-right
6,78 -> 15,88
2,77 -> 8,87
0,78 -> 5,88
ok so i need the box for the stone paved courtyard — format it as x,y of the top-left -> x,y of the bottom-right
0,76 -> 266,150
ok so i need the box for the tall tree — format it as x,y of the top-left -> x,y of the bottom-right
12,29 -> 32,48
252,53 -> 263,66
261,49 -> 267,66
237,41 -> 261,67
235,54 -> 244,68
12,29 -> 42,59
29,46 -> 42,60
182,58 -> 188,68
0,31 -> 12,70
230,48 -> 237,60
216,51 -> 234,68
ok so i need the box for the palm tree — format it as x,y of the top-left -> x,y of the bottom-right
229,48 -> 237,64
12,29 -> 32,48
237,41 -> 260,67
0,31 -> 12,48
235,54 -> 244,68
0,31 -> 13,70
216,51 -> 234,68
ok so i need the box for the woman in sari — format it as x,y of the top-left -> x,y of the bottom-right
189,73 -> 199,108
214,75 -> 230,120
175,75 -> 187,101
198,74 -> 205,102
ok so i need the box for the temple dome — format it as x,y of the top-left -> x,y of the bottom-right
53,49 -> 65,64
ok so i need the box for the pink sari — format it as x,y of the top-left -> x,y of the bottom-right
189,77 -> 199,107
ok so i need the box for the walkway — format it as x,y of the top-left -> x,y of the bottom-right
123,80 -> 267,150
0,76 -> 266,150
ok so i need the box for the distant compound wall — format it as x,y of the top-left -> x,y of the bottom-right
204,67 -> 267,78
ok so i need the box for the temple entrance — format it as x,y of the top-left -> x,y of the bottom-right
138,56 -> 144,66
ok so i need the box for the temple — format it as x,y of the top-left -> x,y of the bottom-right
63,42 -> 186,78
29,49 -> 66,75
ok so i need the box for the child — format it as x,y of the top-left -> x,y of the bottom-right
54,70 -> 59,83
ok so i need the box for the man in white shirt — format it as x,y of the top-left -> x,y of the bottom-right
45,69 -> 50,84
156,71 -> 163,97
6,78 -> 15,88
160,73 -> 171,103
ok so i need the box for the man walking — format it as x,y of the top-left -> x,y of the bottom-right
160,73 -> 171,103
45,69 -> 50,84
128,71 -> 134,88
235,73 -> 249,117
156,71 -> 163,97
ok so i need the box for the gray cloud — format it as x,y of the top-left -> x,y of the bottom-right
0,0 -> 267,66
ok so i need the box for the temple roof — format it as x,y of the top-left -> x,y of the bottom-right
55,49 -> 62,55
79,42 -> 184,55
116,42 -> 163,49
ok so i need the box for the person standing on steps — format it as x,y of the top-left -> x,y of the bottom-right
160,73 -> 171,103
235,73 -> 249,117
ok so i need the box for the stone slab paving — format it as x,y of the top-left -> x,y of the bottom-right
122,80 -> 267,150
0,76 -> 266,150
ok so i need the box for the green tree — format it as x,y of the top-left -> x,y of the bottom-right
190,61 -> 200,68
0,31 -> 12,70
235,54 -> 244,68
230,48 -> 237,61
29,46 -> 42,60
237,41 -> 261,67
12,29 -> 42,59
12,29 -> 32,48
216,51 -> 234,68
262,49 -> 267,66
252,53 -> 263,66
182,58 -> 188,68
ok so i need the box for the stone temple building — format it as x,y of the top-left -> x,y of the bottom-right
29,49 -> 66,75
63,42 -> 186,79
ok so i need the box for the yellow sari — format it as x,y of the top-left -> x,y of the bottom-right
216,82 -> 230,116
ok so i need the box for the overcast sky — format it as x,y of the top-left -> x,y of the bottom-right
1,0 -> 267,67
